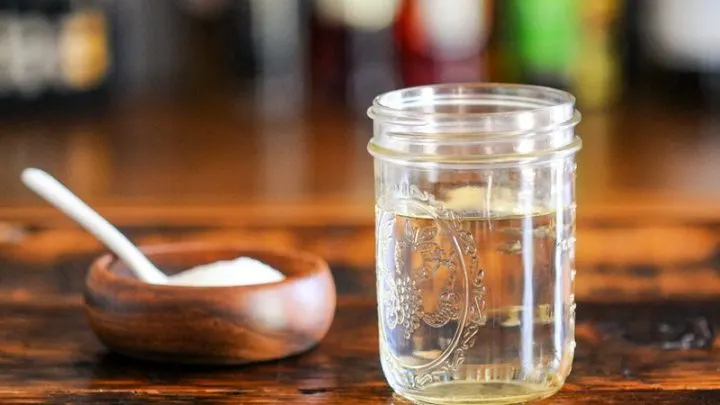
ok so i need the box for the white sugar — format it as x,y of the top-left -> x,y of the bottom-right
167,257 -> 285,287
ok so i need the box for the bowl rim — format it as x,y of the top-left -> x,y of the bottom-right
88,241 -> 332,292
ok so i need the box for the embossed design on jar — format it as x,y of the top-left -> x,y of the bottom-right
387,274 -> 423,338
393,218 -> 461,336
376,184 -> 486,389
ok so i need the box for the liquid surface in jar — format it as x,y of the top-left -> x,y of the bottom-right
376,207 -> 575,404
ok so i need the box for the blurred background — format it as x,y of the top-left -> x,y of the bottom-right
1,0 -> 720,224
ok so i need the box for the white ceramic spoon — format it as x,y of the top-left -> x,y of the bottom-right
21,168 -> 284,287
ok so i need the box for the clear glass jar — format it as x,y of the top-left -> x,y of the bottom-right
367,83 -> 581,404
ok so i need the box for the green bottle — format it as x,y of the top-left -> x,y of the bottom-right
507,0 -> 580,86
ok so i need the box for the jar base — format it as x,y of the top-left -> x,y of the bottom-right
394,381 -> 561,405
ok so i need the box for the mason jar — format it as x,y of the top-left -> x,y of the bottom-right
367,83 -> 581,404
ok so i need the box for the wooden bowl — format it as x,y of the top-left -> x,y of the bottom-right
83,243 -> 336,365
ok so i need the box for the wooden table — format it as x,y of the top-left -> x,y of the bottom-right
0,95 -> 719,403
0,220 -> 719,404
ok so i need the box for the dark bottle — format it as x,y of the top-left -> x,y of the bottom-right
620,0 -> 720,107
308,1 -> 350,103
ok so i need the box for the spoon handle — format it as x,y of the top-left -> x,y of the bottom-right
21,168 -> 167,284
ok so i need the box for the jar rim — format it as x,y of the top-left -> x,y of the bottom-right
366,82 -> 582,165
367,82 -> 577,128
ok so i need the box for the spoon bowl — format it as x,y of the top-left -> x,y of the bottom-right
84,242 -> 336,365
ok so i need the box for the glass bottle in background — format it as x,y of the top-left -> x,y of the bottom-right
175,0 -> 237,94
57,0 -> 111,92
310,0 -> 403,108
393,0 -> 434,86
0,0 -> 112,113
343,0 -> 401,116
394,0 -> 493,87
0,0 -> 58,100
570,0 -> 623,110
228,0 -> 257,83
637,0 -> 720,105
249,0 -> 310,198
308,0 -> 350,103
110,0 -> 192,100
620,0 -> 720,106
617,0 -> 642,98
482,2 -> 519,84
505,0 -> 579,89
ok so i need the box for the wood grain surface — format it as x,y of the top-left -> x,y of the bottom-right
0,221 -> 718,403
